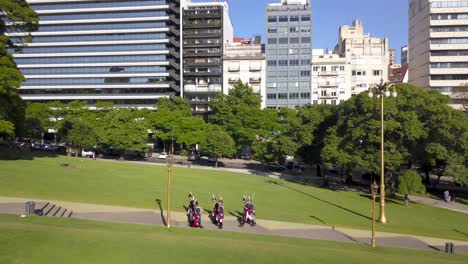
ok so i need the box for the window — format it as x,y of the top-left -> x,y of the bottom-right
278,27 -> 288,34
352,70 -> 366,76
268,27 -> 277,33
300,82 -> 310,88
340,66 -> 345,71
301,15 -> 311,21
278,49 -> 288,55
278,93 -> 288,99
300,92 -> 310,99
289,48 -> 299,55
301,59 -> 311,66
321,90 -> 327,96
301,70 -> 311,77
267,93 -> 277,99
290,26 -> 299,33
290,37 -> 300,44
301,48 -> 311,54
267,71 -> 276,77
267,82 -> 277,89
301,27 -> 311,33
268,16 -> 277,23
268,38 -> 277,44
313,66 -> 320,71
289,82 -> 299,88
373,70 -> 382,76
289,93 -> 299,99
301,37 -> 311,43
313,100 -> 318,104
289,71 -> 298,77
278,60 -> 288,67
279,16 -> 288,22
277,82 -> 288,88
322,100 -> 327,105
290,60 -> 299,66
331,100 -> 337,105
278,71 -> 288,77
267,60 -> 277,67
290,15 -> 299,22
332,92 -> 337,96
321,66 -> 327,71
279,38 -> 288,44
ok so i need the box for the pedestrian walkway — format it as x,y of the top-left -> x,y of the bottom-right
409,195 -> 468,215
1,196 -> 467,254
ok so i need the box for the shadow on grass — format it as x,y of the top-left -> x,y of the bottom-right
266,179 -> 372,221
358,194 -> 408,206
0,147 -> 59,161
310,215 -> 327,225
229,211 -> 243,224
155,198 -> 167,227
454,229 -> 468,238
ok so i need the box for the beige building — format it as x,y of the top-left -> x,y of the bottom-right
409,0 -> 468,109
223,37 -> 266,108
311,49 -> 349,105
335,20 -> 390,96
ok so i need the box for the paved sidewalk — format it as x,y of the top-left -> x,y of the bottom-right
409,195 -> 468,214
1,196 -> 467,255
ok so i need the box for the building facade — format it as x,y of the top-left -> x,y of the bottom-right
9,0 -> 182,108
182,0 -> 233,114
335,19 -> 390,97
389,48 -> 396,65
401,45 -> 409,66
409,0 -> 468,109
223,37 -> 266,108
311,49 -> 349,105
265,0 -> 312,109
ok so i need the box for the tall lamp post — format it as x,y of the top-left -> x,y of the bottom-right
166,128 -> 175,228
371,180 -> 379,247
368,80 -> 397,224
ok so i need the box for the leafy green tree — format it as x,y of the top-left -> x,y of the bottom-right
209,81 -> 266,153
0,0 -> 38,137
97,109 -> 148,157
65,119 -> 98,157
200,125 -> 235,167
398,170 -> 426,206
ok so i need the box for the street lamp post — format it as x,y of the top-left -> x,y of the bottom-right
368,80 -> 397,224
371,180 -> 379,247
166,127 -> 175,228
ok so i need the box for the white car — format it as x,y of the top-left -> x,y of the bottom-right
159,152 -> 167,159
81,149 -> 95,158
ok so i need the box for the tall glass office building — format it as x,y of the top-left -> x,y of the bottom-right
9,0 -> 181,108
265,0 -> 312,109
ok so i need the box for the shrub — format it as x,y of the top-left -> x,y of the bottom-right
398,170 -> 426,206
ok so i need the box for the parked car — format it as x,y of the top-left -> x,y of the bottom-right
188,153 -> 199,161
207,155 -> 217,163
159,152 -> 167,159
81,149 -> 95,158
265,162 -> 286,172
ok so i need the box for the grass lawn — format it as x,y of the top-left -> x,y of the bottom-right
1,214 -> 467,264
0,151 -> 468,241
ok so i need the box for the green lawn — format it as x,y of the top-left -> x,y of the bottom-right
1,214 -> 467,264
1,151 -> 468,241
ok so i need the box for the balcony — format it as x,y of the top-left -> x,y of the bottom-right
318,71 -> 339,76
183,70 -> 221,77
184,22 -> 222,29
184,84 -> 222,93
318,93 -> 338,99
318,82 -> 339,88
183,51 -> 222,58
228,77 -> 240,84
249,77 -> 262,83
183,12 -> 222,19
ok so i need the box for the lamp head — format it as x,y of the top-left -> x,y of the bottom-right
371,181 -> 379,194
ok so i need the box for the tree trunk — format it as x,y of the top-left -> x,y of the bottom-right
405,194 -> 409,206
215,160 -> 218,168
317,164 -> 322,177
423,168 -> 431,185
75,147 -> 79,158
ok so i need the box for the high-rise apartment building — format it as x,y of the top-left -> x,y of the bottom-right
182,0 -> 233,114
265,0 -> 312,109
9,0 -> 182,108
335,19 -> 390,96
401,45 -> 409,66
389,48 -> 396,65
223,37 -> 266,108
409,0 -> 468,109
311,49 -> 349,105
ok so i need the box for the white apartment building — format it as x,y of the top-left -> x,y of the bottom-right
335,20 -> 390,96
409,0 -> 468,109
311,49 -> 349,105
223,38 -> 266,108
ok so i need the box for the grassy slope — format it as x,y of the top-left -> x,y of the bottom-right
0,154 -> 467,241
1,214 -> 467,264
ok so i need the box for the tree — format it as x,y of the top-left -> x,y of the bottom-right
200,125 -> 235,167
453,85 -> 468,112
97,109 -> 148,157
209,81 -> 266,153
398,170 -> 426,206
65,119 -> 98,157
0,0 -> 38,137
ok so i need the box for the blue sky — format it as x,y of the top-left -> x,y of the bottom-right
192,0 -> 408,62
